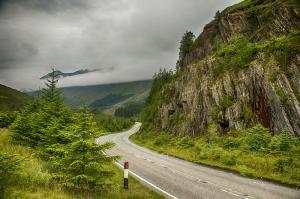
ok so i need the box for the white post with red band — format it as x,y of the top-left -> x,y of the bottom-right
124,161 -> 129,189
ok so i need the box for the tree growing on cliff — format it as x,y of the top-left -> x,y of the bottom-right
176,31 -> 195,71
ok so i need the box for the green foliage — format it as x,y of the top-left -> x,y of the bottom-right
274,85 -> 290,106
178,137 -> 195,148
131,123 -> 300,186
90,93 -> 133,109
0,111 -> 17,128
221,154 -> 237,166
10,99 -> 74,147
243,124 -> 271,151
2,69 -> 163,198
9,70 -> 119,197
241,103 -> 253,121
56,80 -> 152,110
141,68 -> 174,126
176,31 -> 195,71
269,129 -> 299,151
262,31 -> 300,75
154,132 -> 173,146
219,94 -> 235,110
41,68 -> 63,104
224,0 -> 272,14
1,129 -> 161,199
223,138 -> 241,149
266,72 -> 276,83
55,139 -> 116,195
214,37 -> 256,78
0,152 -> 23,194
0,84 -> 30,111
93,111 -> 134,132
115,102 -> 145,117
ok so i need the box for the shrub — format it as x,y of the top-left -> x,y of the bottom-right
153,133 -> 173,146
219,94 -> 235,110
178,137 -> 195,148
242,124 -> 271,152
221,154 -> 237,166
223,138 -> 241,149
274,159 -> 286,173
213,36 -> 256,78
0,111 -> 17,128
0,152 -> 23,193
207,147 -> 223,161
269,129 -> 299,151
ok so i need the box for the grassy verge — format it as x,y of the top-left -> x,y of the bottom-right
105,165 -> 164,199
130,125 -> 300,187
0,129 -> 71,199
0,129 -> 164,199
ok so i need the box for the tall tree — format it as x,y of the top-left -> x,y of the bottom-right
51,108 -> 117,198
176,31 -> 195,71
41,68 -> 63,104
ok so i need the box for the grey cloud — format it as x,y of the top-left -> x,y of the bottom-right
0,0 -> 241,90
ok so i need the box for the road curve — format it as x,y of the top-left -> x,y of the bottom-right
96,122 -> 300,199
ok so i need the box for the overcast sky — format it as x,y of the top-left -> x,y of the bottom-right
0,0 -> 240,91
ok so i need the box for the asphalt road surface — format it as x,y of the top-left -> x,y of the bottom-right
95,122 -> 300,199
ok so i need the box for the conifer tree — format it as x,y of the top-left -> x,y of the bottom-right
176,31 -> 195,71
51,108 -> 117,198
41,68 -> 63,105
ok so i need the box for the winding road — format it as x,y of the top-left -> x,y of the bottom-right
95,122 -> 300,199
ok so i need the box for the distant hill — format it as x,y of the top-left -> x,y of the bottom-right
0,84 -> 30,111
30,80 -> 152,115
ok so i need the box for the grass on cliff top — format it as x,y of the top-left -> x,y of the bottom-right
223,0 -> 287,14
130,124 -> 300,187
211,31 -> 300,79
0,129 -> 164,199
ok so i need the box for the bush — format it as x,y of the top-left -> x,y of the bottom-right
219,94 -> 235,110
178,137 -> 195,148
213,36 -> 256,78
223,138 -> 241,149
154,133 -> 173,146
221,154 -> 237,166
274,159 -> 286,173
269,129 -> 299,151
0,111 -> 17,128
93,111 -> 134,133
242,124 -> 271,152
0,152 -> 23,193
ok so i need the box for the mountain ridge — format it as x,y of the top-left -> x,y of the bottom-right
0,84 -> 30,111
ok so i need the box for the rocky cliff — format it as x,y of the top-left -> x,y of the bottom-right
153,0 -> 300,136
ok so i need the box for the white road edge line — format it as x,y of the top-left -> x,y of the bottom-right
115,162 -> 179,199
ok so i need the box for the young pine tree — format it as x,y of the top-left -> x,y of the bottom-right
57,109 -> 118,198
41,68 -> 63,105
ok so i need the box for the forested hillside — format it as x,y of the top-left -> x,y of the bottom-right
29,80 -> 152,116
0,84 -> 30,111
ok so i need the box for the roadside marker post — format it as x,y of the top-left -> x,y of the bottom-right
124,161 -> 129,189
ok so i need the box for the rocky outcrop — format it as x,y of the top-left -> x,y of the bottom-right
185,0 -> 300,67
154,0 -> 300,136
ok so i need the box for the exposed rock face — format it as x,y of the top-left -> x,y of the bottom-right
155,0 -> 300,136
186,0 -> 300,66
